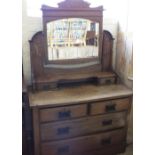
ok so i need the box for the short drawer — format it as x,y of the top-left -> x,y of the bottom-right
41,111 -> 126,141
40,104 -> 87,122
41,128 -> 126,155
98,77 -> 116,85
90,98 -> 130,115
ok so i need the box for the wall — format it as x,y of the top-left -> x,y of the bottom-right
115,0 -> 133,88
22,0 -> 118,85
115,0 -> 133,144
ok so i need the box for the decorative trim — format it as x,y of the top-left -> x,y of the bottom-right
58,0 -> 90,8
29,31 -> 43,43
41,0 -> 103,11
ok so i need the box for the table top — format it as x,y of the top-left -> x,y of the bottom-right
29,84 -> 132,108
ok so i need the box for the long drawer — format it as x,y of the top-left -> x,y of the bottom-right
41,128 -> 126,155
41,111 -> 126,141
90,98 -> 130,115
77,143 -> 126,155
40,104 -> 87,122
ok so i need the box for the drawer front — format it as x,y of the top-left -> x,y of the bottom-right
40,104 -> 87,122
41,128 -> 126,155
90,98 -> 130,115
41,112 -> 126,141
98,77 -> 116,85
77,143 -> 126,155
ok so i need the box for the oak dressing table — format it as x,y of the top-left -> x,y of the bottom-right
28,0 -> 132,155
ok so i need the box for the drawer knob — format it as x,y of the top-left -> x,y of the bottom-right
58,111 -> 71,119
57,127 -> 70,135
102,120 -> 112,126
105,104 -> 116,112
101,138 -> 111,145
57,145 -> 69,154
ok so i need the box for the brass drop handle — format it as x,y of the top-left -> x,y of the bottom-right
105,103 -> 116,112
58,111 -> 71,119
57,145 -> 69,154
100,138 -> 111,145
102,120 -> 112,126
57,127 -> 70,135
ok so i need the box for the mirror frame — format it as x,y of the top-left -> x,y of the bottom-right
41,0 -> 103,68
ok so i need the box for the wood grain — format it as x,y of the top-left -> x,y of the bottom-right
33,107 -> 40,155
41,128 -> 126,155
40,112 -> 126,141
28,1 -> 132,155
102,30 -> 114,71
90,97 -> 130,115
29,84 -> 132,107
76,143 -> 126,155
40,104 -> 87,122
29,0 -> 104,89
35,71 -> 116,83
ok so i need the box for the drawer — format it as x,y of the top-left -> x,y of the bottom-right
78,143 -> 126,155
98,77 -> 116,85
90,98 -> 130,115
41,111 -> 126,141
41,128 -> 126,155
40,104 -> 87,122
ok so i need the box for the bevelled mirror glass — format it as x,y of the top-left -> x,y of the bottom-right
47,18 -> 99,60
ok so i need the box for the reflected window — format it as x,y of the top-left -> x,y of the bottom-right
47,18 -> 99,60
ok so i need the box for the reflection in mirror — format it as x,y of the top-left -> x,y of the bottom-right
47,18 -> 99,60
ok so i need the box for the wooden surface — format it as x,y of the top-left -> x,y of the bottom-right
22,78 -> 27,93
42,0 -> 103,67
102,30 -> 114,71
30,30 -> 115,89
33,108 -> 40,155
29,0 -> 104,87
27,1 -> 132,155
29,3 -> 114,90
90,98 -> 130,115
30,84 -> 132,155
40,104 -> 87,122
35,71 -> 116,83
29,84 -> 132,107
40,111 -> 126,141
41,128 -> 126,155
22,77 -> 33,155
34,71 -> 117,91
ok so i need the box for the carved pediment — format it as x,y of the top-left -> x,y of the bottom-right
42,0 -> 103,11
58,0 -> 90,8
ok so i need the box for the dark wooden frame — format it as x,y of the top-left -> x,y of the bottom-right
22,77 -> 33,155
29,0 -> 115,90
42,0 -> 103,67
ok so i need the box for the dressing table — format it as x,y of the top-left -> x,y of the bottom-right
28,0 -> 132,155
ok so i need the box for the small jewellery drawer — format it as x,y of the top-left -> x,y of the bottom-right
40,112 -> 126,141
98,77 -> 116,85
41,128 -> 126,155
40,104 -> 87,122
90,98 -> 130,115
